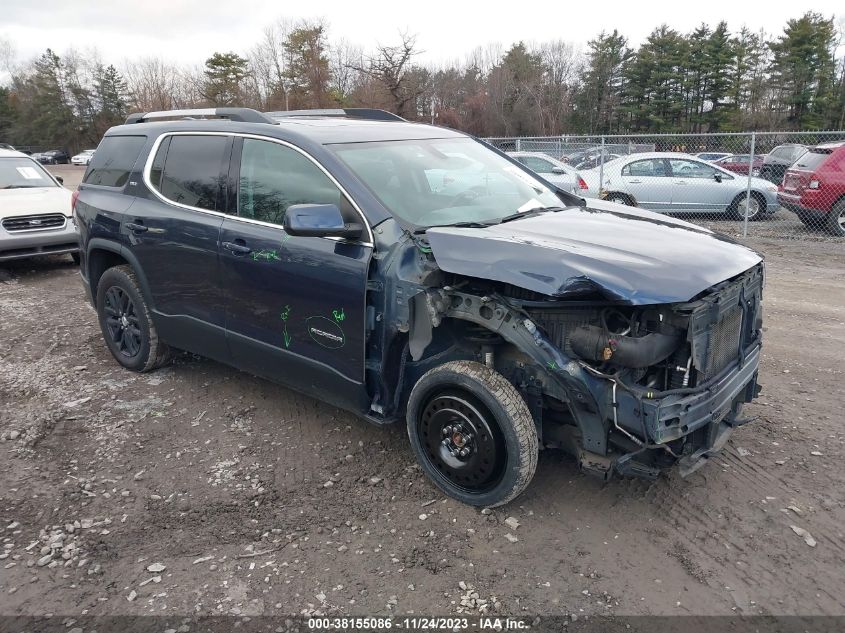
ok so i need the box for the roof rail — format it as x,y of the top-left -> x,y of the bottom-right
267,108 -> 405,122
125,107 -> 277,125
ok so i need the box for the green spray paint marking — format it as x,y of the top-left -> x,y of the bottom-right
252,249 -> 281,262
281,305 -> 292,348
332,308 -> 345,323
546,360 -> 558,371
280,233 -> 292,246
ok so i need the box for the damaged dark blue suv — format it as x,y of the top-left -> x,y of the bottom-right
75,107 -> 764,507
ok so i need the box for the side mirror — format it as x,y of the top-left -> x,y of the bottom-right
55,176 -> 64,184
714,172 -> 723,183
551,167 -> 566,174
283,203 -> 363,239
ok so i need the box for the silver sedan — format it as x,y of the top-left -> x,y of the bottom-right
581,152 -> 779,220
507,152 -> 595,198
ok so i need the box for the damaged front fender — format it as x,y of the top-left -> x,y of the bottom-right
409,288 -> 611,454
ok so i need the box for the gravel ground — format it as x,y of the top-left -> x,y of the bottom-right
0,166 -> 843,618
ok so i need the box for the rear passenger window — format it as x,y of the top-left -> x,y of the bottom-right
152,135 -> 229,211
622,159 -> 667,177
238,138 -> 351,226
83,136 -> 146,187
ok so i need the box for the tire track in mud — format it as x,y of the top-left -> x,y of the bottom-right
647,444 -> 845,613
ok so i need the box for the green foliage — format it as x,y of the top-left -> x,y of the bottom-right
0,86 -> 15,141
769,12 -> 838,129
2,48 -> 130,151
282,26 -> 331,108
203,52 -> 250,106
576,30 -> 631,133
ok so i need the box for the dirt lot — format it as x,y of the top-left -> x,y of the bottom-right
1,166 -> 844,618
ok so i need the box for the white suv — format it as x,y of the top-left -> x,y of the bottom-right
0,149 -> 78,263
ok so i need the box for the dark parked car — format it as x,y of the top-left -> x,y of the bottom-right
75,107 -> 765,507
778,141 -> 845,236
37,149 -> 71,164
759,144 -> 806,185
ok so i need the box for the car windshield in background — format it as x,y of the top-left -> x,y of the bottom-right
331,138 -> 561,229
793,150 -> 831,170
0,158 -> 56,189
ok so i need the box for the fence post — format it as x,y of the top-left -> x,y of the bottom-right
598,135 -> 606,197
742,131 -> 756,239
515,138 -> 521,152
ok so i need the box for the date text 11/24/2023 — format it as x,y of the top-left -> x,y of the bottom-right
307,616 -> 531,630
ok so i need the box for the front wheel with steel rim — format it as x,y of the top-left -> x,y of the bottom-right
407,361 -> 538,507
730,192 -> 766,221
826,200 -> 845,237
96,265 -> 170,372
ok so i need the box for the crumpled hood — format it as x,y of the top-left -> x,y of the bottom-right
0,187 -> 73,219
425,203 -> 762,305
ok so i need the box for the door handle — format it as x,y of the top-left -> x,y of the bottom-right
126,222 -> 148,233
628,179 -> 642,184
222,241 -> 252,255
674,181 -> 687,185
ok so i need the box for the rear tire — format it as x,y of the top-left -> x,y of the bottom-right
96,265 -> 170,372
826,200 -> 845,237
407,361 -> 538,507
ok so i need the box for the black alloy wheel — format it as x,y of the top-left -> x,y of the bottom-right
95,264 -> 171,372
102,285 -> 142,359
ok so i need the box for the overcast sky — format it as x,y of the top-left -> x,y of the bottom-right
1,0 -> 842,74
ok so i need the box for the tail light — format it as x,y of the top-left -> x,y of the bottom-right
578,176 -> 589,190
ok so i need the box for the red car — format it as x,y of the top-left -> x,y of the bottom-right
777,141 -> 845,236
715,154 -> 765,176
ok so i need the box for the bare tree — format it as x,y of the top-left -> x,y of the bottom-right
124,57 -> 195,111
536,40 -> 583,134
350,32 -> 426,117
0,36 -> 17,81
329,38 -> 363,103
247,19 -> 296,111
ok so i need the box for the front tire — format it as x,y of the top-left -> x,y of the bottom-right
96,265 -> 170,372
730,192 -> 766,221
407,361 -> 538,507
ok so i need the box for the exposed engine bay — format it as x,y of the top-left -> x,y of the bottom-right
388,257 -> 764,480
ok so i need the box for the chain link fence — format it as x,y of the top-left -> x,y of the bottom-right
486,131 -> 845,243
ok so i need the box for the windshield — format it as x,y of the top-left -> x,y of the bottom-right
331,137 -> 562,229
794,150 -> 831,170
0,157 -> 57,189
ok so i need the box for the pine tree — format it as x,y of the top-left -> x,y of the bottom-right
22,49 -> 76,146
0,87 -> 15,142
769,12 -> 837,128
577,30 -> 630,133
203,52 -> 250,106
283,25 -> 331,108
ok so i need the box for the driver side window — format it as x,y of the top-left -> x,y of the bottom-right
622,159 -> 667,177
238,138 -> 353,226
